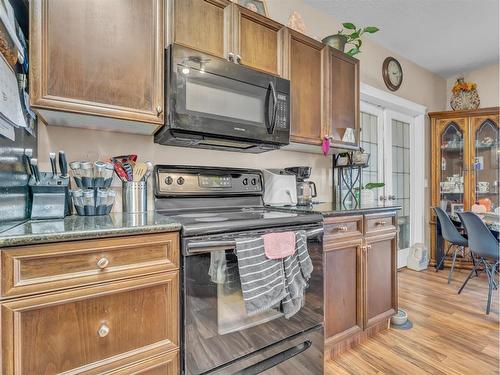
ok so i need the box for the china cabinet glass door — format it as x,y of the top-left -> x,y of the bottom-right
438,119 -> 469,219
472,116 -> 499,213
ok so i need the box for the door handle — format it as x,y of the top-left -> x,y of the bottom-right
265,81 -> 278,135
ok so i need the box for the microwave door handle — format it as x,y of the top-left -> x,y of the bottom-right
265,82 -> 278,134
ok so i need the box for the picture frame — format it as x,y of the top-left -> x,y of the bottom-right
233,0 -> 269,16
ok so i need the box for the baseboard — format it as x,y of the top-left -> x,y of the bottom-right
325,319 -> 390,360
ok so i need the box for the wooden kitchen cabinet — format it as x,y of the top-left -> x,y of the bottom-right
30,0 -> 164,134
323,211 -> 398,359
166,0 -> 231,59
167,0 -> 285,76
322,47 -> 360,149
285,29 -> 326,145
363,232 -> 398,328
0,232 -> 181,375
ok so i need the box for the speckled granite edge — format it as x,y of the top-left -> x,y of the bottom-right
321,206 -> 402,217
0,212 -> 182,248
274,204 -> 401,217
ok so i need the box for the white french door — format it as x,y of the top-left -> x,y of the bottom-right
360,102 -> 417,266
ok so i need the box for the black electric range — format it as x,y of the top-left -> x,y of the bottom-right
154,165 -> 324,375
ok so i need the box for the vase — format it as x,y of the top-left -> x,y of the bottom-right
450,78 -> 480,110
322,34 -> 347,52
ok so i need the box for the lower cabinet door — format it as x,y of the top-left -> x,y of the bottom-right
324,239 -> 363,343
1,273 -> 179,375
363,232 -> 398,328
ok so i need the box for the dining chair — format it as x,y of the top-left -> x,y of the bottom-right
458,212 -> 499,315
433,207 -> 469,283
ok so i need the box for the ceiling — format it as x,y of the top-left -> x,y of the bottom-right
304,0 -> 500,77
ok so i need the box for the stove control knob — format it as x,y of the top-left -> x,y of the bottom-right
242,178 -> 248,185
251,178 -> 257,185
177,177 -> 185,185
165,176 -> 173,185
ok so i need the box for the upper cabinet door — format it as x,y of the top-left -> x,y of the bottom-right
231,5 -> 285,76
30,0 -> 164,128
287,30 -> 325,145
323,47 -> 360,149
167,0 -> 232,59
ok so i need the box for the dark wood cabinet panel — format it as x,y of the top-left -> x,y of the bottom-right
167,0 -> 231,59
288,30 -> 325,144
233,5 -> 284,76
324,240 -> 363,343
364,233 -> 398,328
1,273 -> 179,375
323,47 -> 360,149
30,0 -> 164,129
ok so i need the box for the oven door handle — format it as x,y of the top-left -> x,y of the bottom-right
186,227 -> 323,254
233,340 -> 312,375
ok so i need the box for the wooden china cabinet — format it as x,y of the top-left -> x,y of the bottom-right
429,107 -> 499,266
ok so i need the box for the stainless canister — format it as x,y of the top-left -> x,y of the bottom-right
122,181 -> 147,213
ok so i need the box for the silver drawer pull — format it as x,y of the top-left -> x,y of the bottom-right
375,221 -> 387,226
336,225 -> 348,232
97,257 -> 110,269
98,324 -> 110,338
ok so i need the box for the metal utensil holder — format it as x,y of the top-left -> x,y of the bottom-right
29,173 -> 71,219
122,181 -> 147,213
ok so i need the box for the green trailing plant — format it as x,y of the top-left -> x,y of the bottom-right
337,23 -> 379,57
363,182 -> 385,190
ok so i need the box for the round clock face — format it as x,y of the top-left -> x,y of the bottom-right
383,57 -> 403,91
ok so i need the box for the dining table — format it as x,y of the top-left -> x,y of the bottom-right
435,213 -> 499,270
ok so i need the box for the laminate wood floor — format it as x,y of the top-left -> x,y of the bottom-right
326,268 -> 499,375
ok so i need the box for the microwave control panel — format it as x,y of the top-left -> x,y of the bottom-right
275,93 -> 289,130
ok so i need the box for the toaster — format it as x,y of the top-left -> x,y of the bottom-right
262,169 -> 297,206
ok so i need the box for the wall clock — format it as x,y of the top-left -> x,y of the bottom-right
383,57 -> 403,91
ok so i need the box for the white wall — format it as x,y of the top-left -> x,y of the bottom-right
446,63 -> 500,109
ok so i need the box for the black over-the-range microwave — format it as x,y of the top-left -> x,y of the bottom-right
154,44 -> 291,153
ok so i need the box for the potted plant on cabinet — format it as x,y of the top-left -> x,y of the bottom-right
322,23 -> 379,57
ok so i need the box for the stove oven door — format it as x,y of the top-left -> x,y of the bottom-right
182,226 -> 324,375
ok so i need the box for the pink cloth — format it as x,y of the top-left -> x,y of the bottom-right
262,231 -> 296,259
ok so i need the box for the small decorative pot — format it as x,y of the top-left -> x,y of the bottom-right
322,34 -> 347,52
450,78 -> 480,110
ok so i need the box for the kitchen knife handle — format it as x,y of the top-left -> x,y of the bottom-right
59,151 -> 68,177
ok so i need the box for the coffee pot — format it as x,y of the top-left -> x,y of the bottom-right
284,167 -> 317,206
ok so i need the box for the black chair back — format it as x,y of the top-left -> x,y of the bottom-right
458,212 -> 499,261
433,207 -> 468,246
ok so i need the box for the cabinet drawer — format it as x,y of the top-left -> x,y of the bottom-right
324,215 -> 363,241
1,273 -> 179,375
1,232 -> 179,298
364,213 -> 397,235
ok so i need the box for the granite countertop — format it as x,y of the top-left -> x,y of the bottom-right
0,212 -> 182,248
275,202 -> 401,217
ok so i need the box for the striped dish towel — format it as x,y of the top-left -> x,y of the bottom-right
235,231 -> 313,318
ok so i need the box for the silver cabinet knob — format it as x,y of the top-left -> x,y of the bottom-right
379,196 -> 387,201
228,52 -> 235,62
156,105 -> 163,116
97,257 -> 110,269
388,195 -> 396,200
236,54 -> 242,64
98,324 -> 110,338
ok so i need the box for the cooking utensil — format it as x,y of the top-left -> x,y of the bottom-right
58,151 -> 68,178
113,161 -> 129,182
30,158 -> 40,183
122,162 -> 134,181
49,152 -> 57,178
24,149 -> 34,176
133,162 -> 148,182
143,161 -> 154,181
111,154 -> 137,164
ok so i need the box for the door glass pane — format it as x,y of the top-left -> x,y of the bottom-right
474,119 -> 499,212
439,122 -> 465,219
392,119 -> 410,250
360,111 -> 379,186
